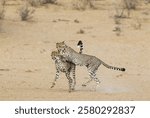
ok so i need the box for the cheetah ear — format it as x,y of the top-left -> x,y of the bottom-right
62,41 -> 67,47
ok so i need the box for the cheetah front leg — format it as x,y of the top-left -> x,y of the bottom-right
70,65 -> 76,91
51,70 -> 60,88
65,72 -> 73,93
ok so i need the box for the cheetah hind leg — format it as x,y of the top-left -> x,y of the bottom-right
90,72 -> 101,91
82,71 -> 101,87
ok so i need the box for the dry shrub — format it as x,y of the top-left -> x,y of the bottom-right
27,0 -> 41,7
123,0 -> 138,10
77,29 -> 85,34
113,26 -> 122,36
1,0 -> 6,6
114,0 -> 139,18
41,0 -> 57,4
72,0 -> 95,10
0,0 -> 5,20
28,0 -> 57,7
114,17 -> 121,25
19,4 -> 35,21
145,0 -> 150,3
131,17 -> 142,30
0,5 -> 5,19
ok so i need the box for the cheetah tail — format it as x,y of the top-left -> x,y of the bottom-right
77,40 -> 83,54
102,62 -> 126,72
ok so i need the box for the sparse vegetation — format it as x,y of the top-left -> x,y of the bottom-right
28,0 -> 41,7
77,29 -> 85,34
1,0 -> 6,6
41,0 -> 57,4
114,17 -> 121,25
28,0 -> 57,7
74,19 -> 80,23
114,0 -> 139,18
19,4 -> 35,21
0,0 -> 5,20
113,26 -> 122,36
145,0 -> 150,3
0,6 -> 5,19
72,0 -> 95,10
131,18 -> 142,30
123,0 -> 138,10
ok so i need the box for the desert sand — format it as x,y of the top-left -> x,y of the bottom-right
0,0 -> 150,100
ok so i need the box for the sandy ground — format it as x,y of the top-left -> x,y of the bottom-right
0,0 -> 150,100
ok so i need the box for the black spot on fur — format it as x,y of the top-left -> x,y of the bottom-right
121,68 -> 126,71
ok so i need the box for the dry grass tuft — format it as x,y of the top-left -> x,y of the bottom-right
0,0 -> 5,20
0,6 -> 5,19
77,29 -> 85,34
114,0 -> 139,18
28,0 -> 41,7
113,26 -> 122,36
28,0 -> 57,7
19,4 -> 35,21
72,0 -> 95,10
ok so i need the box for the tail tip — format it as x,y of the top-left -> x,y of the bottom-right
121,68 -> 126,71
77,40 -> 83,46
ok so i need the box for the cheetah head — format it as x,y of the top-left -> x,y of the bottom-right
51,51 -> 60,60
56,41 -> 67,54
